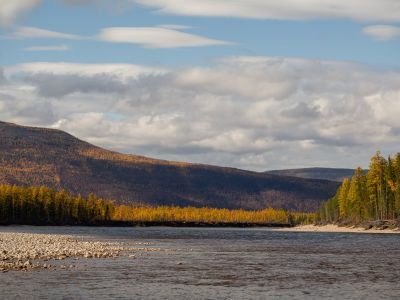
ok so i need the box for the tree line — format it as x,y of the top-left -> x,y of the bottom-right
0,185 -> 114,225
0,184 -> 315,226
113,205 -> 315,225
319,151 -> 400,224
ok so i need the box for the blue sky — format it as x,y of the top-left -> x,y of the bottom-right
1,0 -> 399,67
0,1 -> 400,170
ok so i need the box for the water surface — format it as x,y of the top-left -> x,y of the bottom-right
0,226 -> 399,299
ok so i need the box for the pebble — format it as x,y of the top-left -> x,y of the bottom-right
0,232 -> 125,271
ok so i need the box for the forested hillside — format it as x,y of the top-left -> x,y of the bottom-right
319,151 -> 400,223
265,168 -> 359,182
0,121 -> 339,211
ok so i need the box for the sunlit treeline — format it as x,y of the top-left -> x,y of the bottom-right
319,151 -> 400,224
0,184 -> 315,226
113,205 -> 315,225
290,212 -> 316,226
0,185 -> 114,225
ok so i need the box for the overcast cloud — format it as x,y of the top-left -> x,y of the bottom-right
1,57 -> 400,170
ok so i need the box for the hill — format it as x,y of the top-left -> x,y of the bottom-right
265,168 -> 357,182
0,121 -> 339,212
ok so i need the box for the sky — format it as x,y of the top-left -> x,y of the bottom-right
0,0 -> 400,171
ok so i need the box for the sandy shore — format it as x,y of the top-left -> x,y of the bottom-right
274,224 -> 400,234
0,232 -> 126,272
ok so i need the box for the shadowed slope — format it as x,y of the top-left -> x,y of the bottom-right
265,167 -> 359,182
0,121 -> 339,211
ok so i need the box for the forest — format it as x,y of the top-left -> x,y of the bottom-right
113,205 -> 314,226
319,151 -> 400,224
0,184 -> 314,226
0,185 -> 114,225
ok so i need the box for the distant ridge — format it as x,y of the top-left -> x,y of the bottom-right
265,167 -> 357,182
0,121 -> 339,212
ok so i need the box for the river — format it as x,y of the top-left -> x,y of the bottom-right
0,226 -> 399,299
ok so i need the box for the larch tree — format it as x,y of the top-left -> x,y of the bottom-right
338,178 -> 351,220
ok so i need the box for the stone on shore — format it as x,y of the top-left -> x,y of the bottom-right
0,232 -> 125,272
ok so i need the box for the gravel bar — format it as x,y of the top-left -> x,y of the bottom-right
0,232 -> 126,272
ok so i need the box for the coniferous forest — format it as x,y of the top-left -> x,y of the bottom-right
2,151 -> 398,227
0,184 -> 313,226
0,185 -> 115,225
113,205 -> 314,226
319,151 -> 400,224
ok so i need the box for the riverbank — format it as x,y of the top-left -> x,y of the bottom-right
94,220 -> 293,227
274,224 -> 400,234
1,221 -> 293,227
0,232 -> 126,272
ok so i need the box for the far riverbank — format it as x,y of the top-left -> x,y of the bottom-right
0,221 -> 292,228
274,224 -> 400,234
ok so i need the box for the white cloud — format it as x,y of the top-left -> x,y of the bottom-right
0,0 -> 41,26
5,61 -> 166,79
135,0 -> 400,22
21,45 -> 70,51
97,27 -> 230,48
0,67 -> 6,83
62,0 -> 134,11
2,57 -> 400,170
12,26 -> 83,40
362,25 -> 400,41
7,26 -> 229,48
63,0 -> 98,4
4,62 -> 166,97
3,0 -> 399,29
158,24 -> 192,30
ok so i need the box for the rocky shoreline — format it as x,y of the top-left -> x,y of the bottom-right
0,232 -> 126,272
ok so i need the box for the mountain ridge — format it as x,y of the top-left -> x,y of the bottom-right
265,167 -> 358,182
0,121 -> 339,211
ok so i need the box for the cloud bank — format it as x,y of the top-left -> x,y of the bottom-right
1,57 -> 400,170
4,0 -> 400,28
135,0 -> 400,22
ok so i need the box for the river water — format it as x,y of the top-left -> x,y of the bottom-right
0,226 -> 399,299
